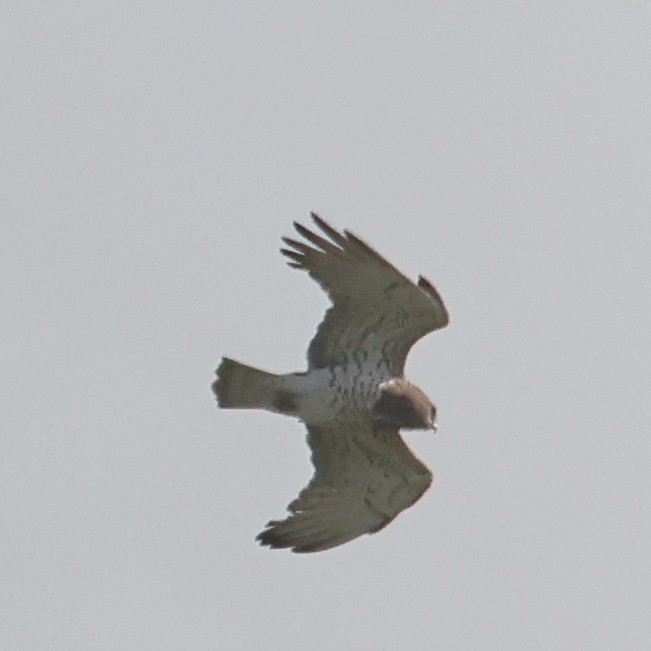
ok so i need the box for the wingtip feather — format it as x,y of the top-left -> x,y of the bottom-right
309,213 -> 348,247
293,220 -> 340,253
417,275 -> 450,325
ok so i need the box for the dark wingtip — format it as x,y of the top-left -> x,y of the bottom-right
417,275 -> 441,300
309,212 -> 328,231
256,527 -> 290,551
281,236 -> 310,253
342,228 -> 378,258
308,213 -> 347,247
293,219 -> 341,253
280,248 -> 304,264
418,275 -> 450,325
256,528 -> 336,554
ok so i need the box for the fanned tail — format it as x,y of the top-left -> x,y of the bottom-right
213,357 -> 280,409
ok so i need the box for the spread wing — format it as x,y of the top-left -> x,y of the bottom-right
256,425 -> 433,553
281,213 -> 449,374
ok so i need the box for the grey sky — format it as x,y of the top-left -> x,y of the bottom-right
3,2 -> 651,649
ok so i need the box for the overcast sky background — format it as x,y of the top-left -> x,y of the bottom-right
3,2 -> 651,649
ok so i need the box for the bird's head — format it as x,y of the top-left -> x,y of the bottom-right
373,378 -> 438,431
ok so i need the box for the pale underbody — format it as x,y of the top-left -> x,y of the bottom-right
264,363 -> 393,426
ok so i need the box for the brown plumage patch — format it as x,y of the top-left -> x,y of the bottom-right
373,379 -> 435,430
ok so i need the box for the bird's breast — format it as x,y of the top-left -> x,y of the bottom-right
288,363 -> 391,425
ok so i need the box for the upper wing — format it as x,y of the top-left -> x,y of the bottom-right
256,424 -> 433,553
281,213 -> 449,374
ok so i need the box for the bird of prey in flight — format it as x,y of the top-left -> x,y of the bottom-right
213,213 -> 449,553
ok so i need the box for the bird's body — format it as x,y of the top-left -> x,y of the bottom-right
213,213 -> 449,553
218,359 -> 394,424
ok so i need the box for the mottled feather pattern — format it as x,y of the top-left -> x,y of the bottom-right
256,425 -> 432,553
281,213 -> 449,373
213,213 -> 449,553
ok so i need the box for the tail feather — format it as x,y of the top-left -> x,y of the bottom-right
213,357 -> 281,409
